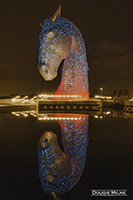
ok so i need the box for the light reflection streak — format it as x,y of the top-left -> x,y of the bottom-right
11,110 -> 37,118
11,110 -> 132,120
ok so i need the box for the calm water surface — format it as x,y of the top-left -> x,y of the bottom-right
0,110 -> 133,200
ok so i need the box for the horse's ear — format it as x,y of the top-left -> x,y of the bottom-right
51,5 -> 61,22
39,22 -> 44,27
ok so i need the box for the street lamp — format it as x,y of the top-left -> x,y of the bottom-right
100,88 -> 103,96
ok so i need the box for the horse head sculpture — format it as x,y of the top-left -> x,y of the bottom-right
38,6 -> 89,100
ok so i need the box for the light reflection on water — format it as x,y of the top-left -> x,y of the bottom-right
0,110 -> 133,200
37,114 -> 88,198
11,109 -> 133,120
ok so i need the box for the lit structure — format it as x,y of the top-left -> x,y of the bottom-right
95,95 -> 112,100
38,5 -> 89,100
37,114 -> 88,197
12,95 -> 20,101
38,94 -> 81,100
100,87 -> 103,96
11,95 -> 37,104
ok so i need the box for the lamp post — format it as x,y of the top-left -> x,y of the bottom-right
100,88 -> 103,96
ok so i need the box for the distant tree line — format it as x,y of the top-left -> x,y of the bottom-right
90,89 -> 130,97
112,89 -> 129,96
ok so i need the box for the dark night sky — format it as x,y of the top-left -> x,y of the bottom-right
0,0 -> 133,96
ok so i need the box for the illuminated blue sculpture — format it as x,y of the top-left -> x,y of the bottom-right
37,114 -> 89,198
38,5 -> 89,100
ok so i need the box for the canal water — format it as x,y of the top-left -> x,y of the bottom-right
0,110 -> 133,200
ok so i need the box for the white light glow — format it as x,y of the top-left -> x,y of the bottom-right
37,115 -> 81,121
106,111 -> 111,114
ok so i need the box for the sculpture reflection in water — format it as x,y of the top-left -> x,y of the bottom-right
37,114 -> 89,199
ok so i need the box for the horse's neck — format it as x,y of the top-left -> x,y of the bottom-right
55,36 -> 89,100
62,37 -> 87,82
59,115 -> 88,183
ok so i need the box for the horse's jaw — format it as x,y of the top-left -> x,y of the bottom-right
38,64 -> 58,81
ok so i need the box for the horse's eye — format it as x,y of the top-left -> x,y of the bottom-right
45,68 -> 48,73
47,31 -> 55,38
41,60 -> 45,65
44,138 -> 48,145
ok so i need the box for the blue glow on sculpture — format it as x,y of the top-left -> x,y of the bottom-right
38,6 -> 89,100
37,114 -> 89,197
